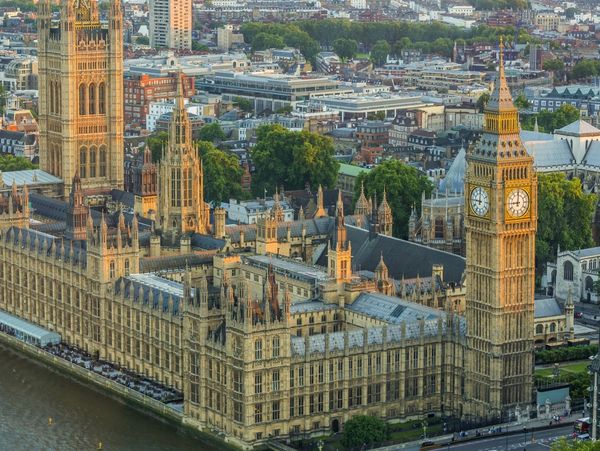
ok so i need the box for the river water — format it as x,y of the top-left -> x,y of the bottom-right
0,344 -> 222,451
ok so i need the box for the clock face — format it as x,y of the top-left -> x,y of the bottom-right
507,188 -> 529,217
470,186 -> 489,217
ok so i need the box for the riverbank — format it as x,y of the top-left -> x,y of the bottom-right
0,331 -> 237,451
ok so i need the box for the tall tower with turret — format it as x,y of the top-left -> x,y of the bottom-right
158,74 -> 210,236
328,191 -> 352,283
464,39 -> 537,420
37,0 -> 124,197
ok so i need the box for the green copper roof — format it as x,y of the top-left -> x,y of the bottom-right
338,163 -> 371,177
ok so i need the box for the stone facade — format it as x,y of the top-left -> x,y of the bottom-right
464,40 -> 537,421
37,0 -> 124,196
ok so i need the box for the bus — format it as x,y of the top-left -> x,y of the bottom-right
575,417 -> 590,434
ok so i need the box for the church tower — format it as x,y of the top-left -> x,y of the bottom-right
464,39 -> 537,420
37,0 -> 124,197
158,73 -> 210,236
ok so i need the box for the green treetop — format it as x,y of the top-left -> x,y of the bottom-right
250,124 -> 339,197
354,159 -> 433,239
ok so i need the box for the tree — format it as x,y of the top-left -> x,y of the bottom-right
197,122 -> 226,143
552,437 -> 600,450
543,59 -> 565,72
476,92 -> 490,113
333,38 -> 358,62
341,415 -> 388,449
0,155 -> 36,171
250,124 -> 339,196
536,173 -> 597,274
146,131 -> 169,163
514,93 -> 530,109
251,32 -> 285,52
564,7 -> 578,20
355,160 -> 434,238
521,104 -> 580,133
197,141 -> 245,203
191,40 -> 209,52
233,97 -> 253,113
135,36 -> 149,45
571,60 -> 600,80
370,40 -> 391,67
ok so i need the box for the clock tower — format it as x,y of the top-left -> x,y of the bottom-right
464,39 -> 537,421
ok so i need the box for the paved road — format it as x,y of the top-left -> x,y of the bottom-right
395,425 -> 573,451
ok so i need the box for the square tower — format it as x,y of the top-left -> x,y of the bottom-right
37,0 -> 124,197
464,40 -> 537,421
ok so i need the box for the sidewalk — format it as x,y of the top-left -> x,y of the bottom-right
374,413 -> 576,450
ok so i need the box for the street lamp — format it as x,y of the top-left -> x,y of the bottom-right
590,352 -> 600,441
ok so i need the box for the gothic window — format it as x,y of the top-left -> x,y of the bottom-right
563,261 -> 574,281
255,339 -> 263,360
49,81 -> 55,114
98,82 -> 105,114
434,217 -> 444,239
586,276 -> 594,292
125,259 -> 130,276
79,84 -> 86,115
55,82 -> 60,114
79,147 -> 87,178
109,260 -> 115,279
89,84 -> 96,114
550,323 -> 556,333
89,146 -> 97,178
535,324 -> 543,334
99,146 -> 107,177
272,336 -> 280,358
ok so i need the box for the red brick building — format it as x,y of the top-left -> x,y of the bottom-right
123,73 -> 195,129
356,120 -> 390,164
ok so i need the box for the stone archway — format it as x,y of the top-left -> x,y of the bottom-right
331,419 -> 340,433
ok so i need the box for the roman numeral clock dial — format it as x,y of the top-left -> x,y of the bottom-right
470,186 -> 489,217
506,188 -> 530,218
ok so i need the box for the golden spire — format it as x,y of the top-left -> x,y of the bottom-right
483,37 -> 519,135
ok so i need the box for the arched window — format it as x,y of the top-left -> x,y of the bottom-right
586,276 -> 594,292
98,82 -> 105,114
79,147 -> 87,178
563,261 -> 574,281
55,82 -> 60,114
550,323 -> 556,333
89,146 -> 97,178
124,259 -> 130,276
551,270 -> 557,284
79,84 -> 86,115
434,217 -> 444,239
109,260 -> 115,279
99,145 -> 107,177
535,324 -> 543,334
89,83 -> 96,115
49,81 -> 55,114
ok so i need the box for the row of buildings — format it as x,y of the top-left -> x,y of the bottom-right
0,4 -> 550,447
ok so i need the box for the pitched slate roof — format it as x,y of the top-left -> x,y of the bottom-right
555,120 -> 600,137
336,225 -> 466,283
534,297 -> 563,318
